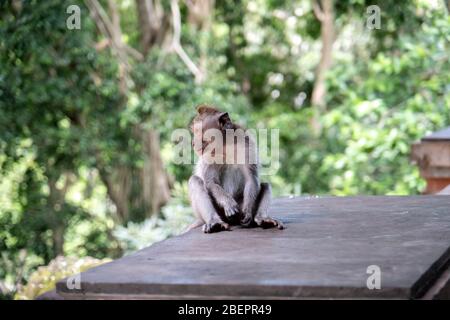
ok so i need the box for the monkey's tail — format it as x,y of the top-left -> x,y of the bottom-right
182,219 -> 204,234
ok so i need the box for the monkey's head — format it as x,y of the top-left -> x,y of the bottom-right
190,105 -> 234,158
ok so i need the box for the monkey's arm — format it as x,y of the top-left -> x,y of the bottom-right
203,165 -> 240,218
188,175 -> 230,233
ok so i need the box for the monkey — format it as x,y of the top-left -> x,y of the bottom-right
186,105 -> 284,233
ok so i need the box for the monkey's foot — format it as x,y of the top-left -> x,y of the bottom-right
255,217 -> 284,230
203,221 -> 230,233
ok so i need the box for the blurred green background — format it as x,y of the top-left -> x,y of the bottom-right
0,0 -> 449,299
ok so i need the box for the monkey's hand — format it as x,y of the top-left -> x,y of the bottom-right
203,220 -> 230,233
254,216 -> 284,230
223,198 -> 240,220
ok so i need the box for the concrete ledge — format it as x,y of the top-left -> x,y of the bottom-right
57,196 -> 450,299
35,289 -> 65,300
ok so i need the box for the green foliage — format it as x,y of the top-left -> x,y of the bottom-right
130,49 -> 249,180
1,0 -> 449,300
319,9 -> 450,194
113,182 -> 194,254
0,0 -> 123,265
245,1 -> 449,196
14,256 -> 110,300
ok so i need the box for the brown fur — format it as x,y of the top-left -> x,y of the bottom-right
186,104 -> 284,233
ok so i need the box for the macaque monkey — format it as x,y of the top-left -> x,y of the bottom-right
187,105 -> 284,233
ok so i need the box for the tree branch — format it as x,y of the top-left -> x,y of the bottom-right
311,0 -> 335,135
312,0 -> 326,22
85,0 -> 143,67
170,0 -> 204,82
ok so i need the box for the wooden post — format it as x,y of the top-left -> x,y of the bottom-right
411,127 -> 450,194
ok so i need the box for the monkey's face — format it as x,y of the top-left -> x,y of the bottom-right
190,105 -> 234,161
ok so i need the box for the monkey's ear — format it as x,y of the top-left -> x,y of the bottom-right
197,105 -> 210,114
219,112 -> 233,129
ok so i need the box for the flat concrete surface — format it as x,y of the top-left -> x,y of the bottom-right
57,196 -> 450,299
422,126 -> 450,141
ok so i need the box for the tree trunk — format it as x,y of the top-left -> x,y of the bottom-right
311,0 -> 335,134
141,128 -> 171,216
52,225 -> 65,257
133,0 -> 172,218
47,173 -> 73,257
186,0 -> 215,31
98,165 -> 131,223
86,0 -> 173,222
135,0 -> 171,54
186,0 -> 214,80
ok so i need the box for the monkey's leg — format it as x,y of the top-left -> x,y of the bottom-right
254,183 -> 284,230
240,179 -> 259,227
240,164 -> 260,227
188,175 -> 230,233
